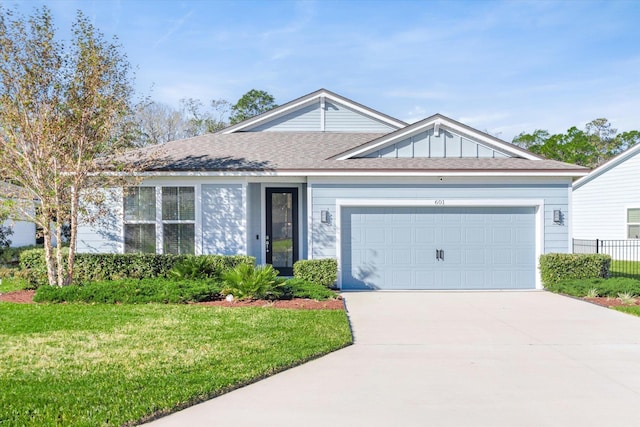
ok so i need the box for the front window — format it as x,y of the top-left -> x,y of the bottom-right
162,187 -> 195,254
628,208 -> 640,239
123,187 -> 156,253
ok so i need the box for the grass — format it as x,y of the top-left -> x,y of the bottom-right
0,303 -> 352,426
0,276 -> 27,294
614,306 -> 640,317
611,260 -> 640,279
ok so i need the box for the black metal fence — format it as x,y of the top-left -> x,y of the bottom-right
572,239 -> 640,279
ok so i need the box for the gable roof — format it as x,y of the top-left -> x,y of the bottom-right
573,143 -> 640,190
124,131 -> 588,176
331,114 -> 542,160
219,88 -> 408,134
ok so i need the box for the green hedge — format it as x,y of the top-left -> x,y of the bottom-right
539,253 -> 611,285
19,249 -> 255,286
293,258 -> 337,288
34,278 -> 223,304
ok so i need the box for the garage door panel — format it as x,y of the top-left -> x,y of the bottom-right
341,206 -> 535,290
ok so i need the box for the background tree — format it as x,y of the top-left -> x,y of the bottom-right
181,98 -> 230,136
512,119 -> 640,168
229,89 -> 277,125
133,101 -> 188,146
0,6 -> 134,286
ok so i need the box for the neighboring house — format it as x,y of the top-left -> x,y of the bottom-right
0,182 -> 36,248
573,143 -> 640,241
77,89 -> 587,290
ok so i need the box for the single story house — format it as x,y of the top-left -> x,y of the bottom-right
78,89 -> 587,290
573,143 -> 640,241
0,182 -> 36,248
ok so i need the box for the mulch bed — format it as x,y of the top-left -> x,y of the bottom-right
0,289 -> 344,310
0,290 -> 35,304
583,296 -> 640,308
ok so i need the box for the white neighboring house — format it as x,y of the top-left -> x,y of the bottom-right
0,182 -> 36,248
573,143 -> 640,240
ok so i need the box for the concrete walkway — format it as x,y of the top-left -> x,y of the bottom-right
143,292 -> 640,426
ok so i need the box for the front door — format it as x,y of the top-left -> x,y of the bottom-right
266,188 -> 298,276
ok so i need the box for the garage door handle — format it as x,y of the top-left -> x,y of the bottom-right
436,249 -> 444,261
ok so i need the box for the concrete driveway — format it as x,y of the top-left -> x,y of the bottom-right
143,292 -> 640,426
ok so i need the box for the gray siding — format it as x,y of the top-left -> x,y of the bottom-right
201,184 -> 246,255
249,103 -> 321,132
310,183 -> 570,259
324,101 -> 396,132
246,183 -> 262,260
77,188 -> 123,254
364,129 -> 510,159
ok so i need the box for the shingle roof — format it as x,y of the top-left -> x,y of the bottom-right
124,132 -> 588,174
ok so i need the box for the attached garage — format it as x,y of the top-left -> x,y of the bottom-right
340,206 -> 537,290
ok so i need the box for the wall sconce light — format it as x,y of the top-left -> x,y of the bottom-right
553,209 -> 562,224
321,210 -> 329,224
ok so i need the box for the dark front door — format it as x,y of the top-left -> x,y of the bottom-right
266,188 -> 298,276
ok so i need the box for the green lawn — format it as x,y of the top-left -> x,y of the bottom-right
613,306 -> 640,317
0,303 -> 352,426
611,260 -> 640,279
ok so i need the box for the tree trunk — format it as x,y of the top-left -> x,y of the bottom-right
42,221 -> 57,287
65,185 -> 79,287
55,217 -> 64,287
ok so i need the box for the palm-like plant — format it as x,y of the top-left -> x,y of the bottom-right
221,264 -> 283,300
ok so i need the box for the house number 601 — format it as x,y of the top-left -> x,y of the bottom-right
434,200 -> 445,205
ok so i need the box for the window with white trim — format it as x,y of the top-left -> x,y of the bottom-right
162,187 -> 195,254
123,187 -> 156,253
628,208 -> 640,239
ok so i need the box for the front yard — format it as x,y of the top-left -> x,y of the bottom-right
0,303 -> 352,426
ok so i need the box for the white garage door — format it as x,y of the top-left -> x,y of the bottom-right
341,206 -> 536,290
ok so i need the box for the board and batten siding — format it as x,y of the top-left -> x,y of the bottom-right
77,188 -> 123,254
310,183 -> 570,259
201,184 -> 246,255
573,150 -> 640,240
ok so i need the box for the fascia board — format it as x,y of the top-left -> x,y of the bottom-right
573,143 -> 640,190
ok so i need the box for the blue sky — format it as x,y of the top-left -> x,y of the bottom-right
6,0 -> 640,141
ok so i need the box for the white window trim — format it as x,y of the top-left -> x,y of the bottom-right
123,186 -> 157,254
334,198 -> 545,290
627,207 -> 640,239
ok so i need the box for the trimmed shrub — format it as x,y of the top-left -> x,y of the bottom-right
19,249 -> 254,286
0,245 -> 39,267
539,253 -> 611,285
544,277 -> 640,298
282,278 -> 338,301
34,277 -> 223,304
293,258 -> 337,288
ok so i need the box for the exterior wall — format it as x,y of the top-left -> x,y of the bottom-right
201,184 -> 246,255
249,103 -> 321,131
246,183 -> 262,260
363,129 -> 509,159
3,219 -> 35,247
77,188 -> 123,253
324,101 -> 396,132
309,178 -> 571,260
573,150 -> 640,240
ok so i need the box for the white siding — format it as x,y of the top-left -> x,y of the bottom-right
573,150 -> 640,240
76,188 -> 123,254
201,184 -> 246,255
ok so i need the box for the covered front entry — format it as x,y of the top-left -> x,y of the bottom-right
341,206 -> 536,290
